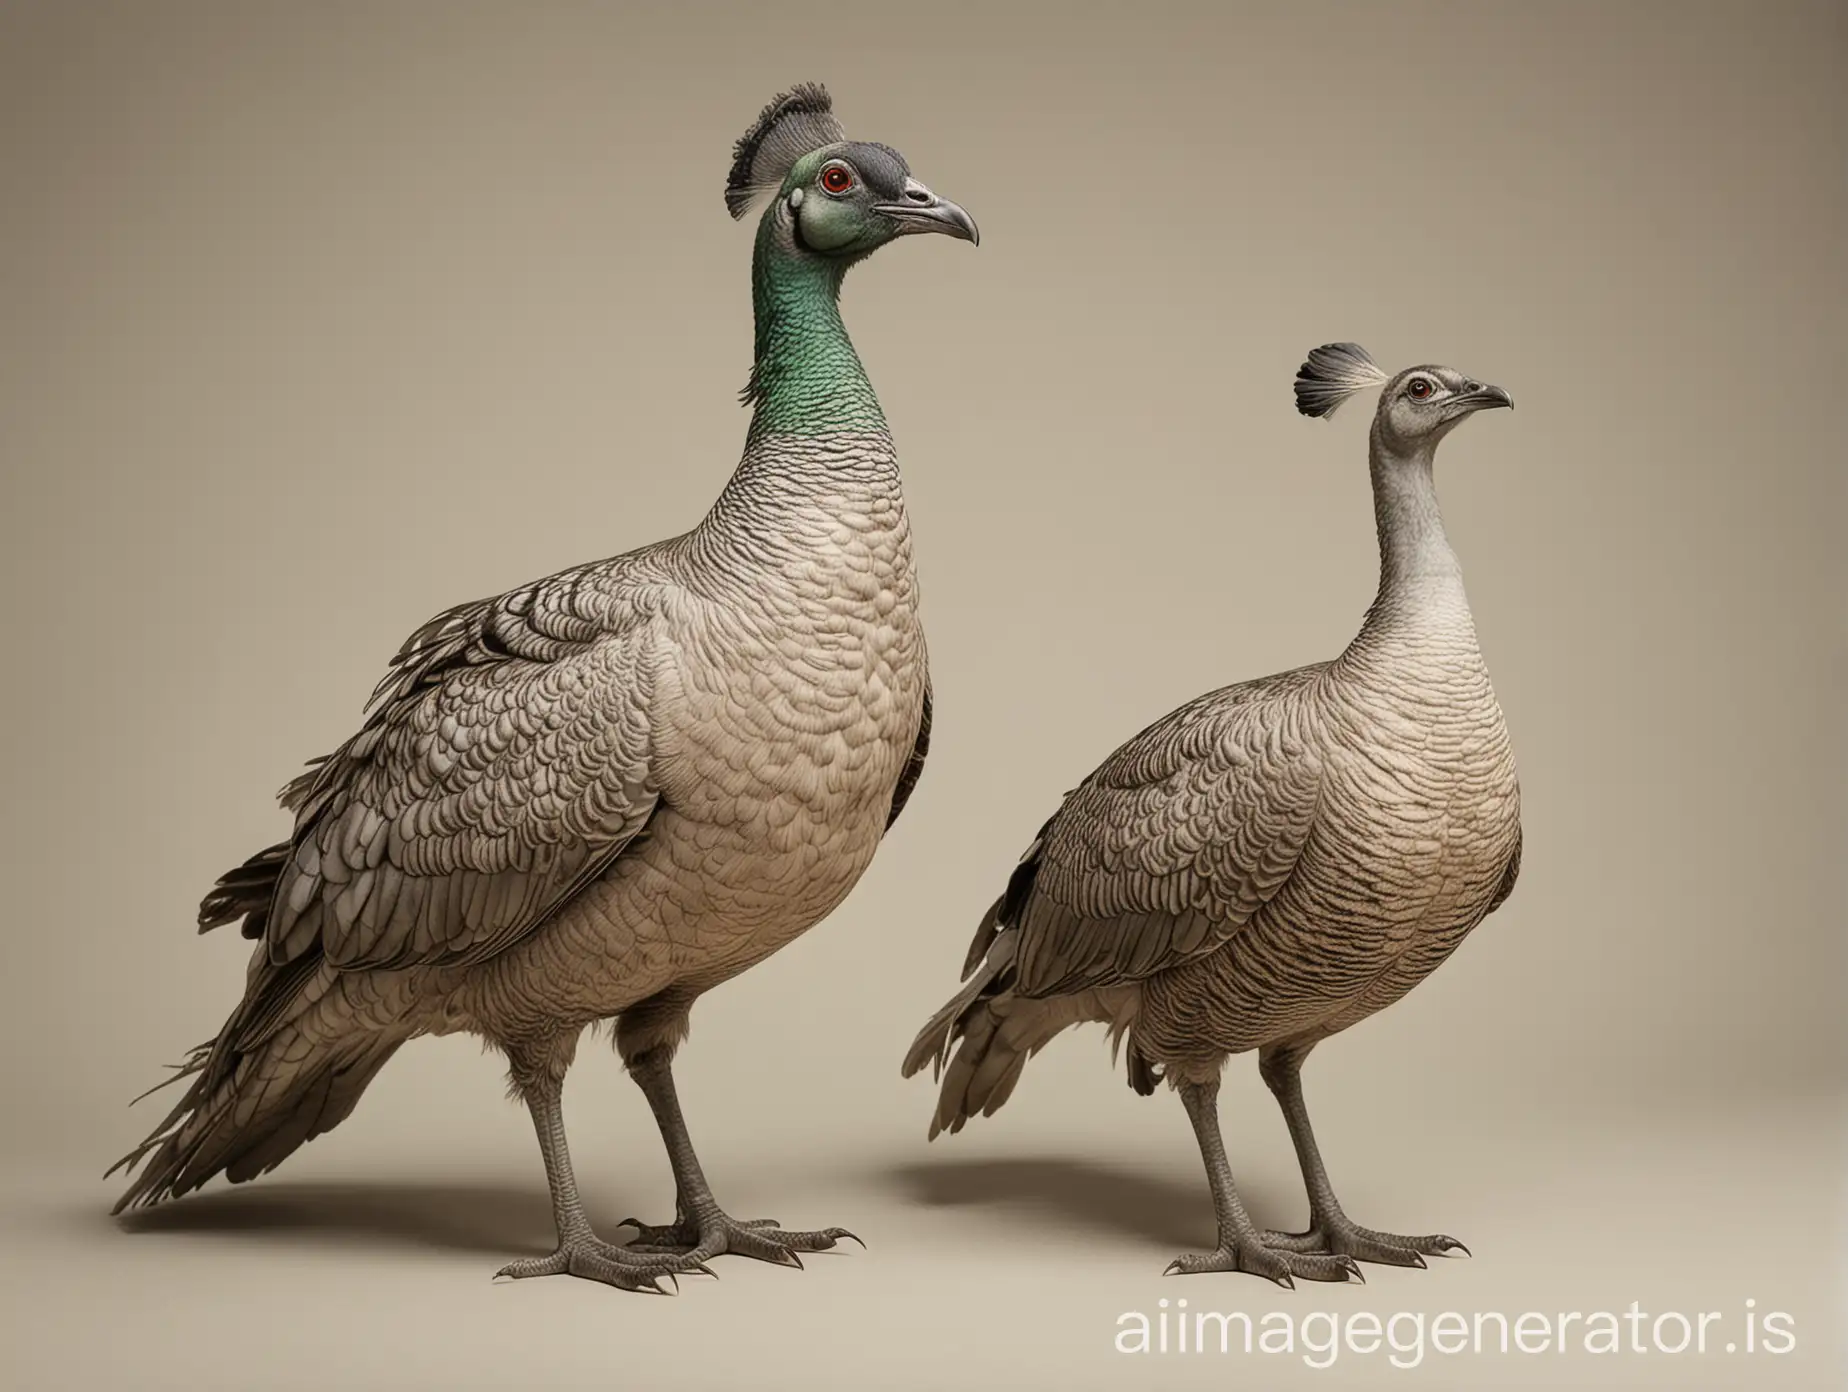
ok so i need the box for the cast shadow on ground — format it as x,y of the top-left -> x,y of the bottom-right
879,1154 -> 1300,1253
79,1158 -> 1299,1262
96,1178 -> 569,1258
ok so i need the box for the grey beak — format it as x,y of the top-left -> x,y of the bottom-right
1466,384 -> 1514,411
875,181 -> 979,245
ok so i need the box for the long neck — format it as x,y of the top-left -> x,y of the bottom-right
1343,425 -> 1476,663
743,217 -> 886,441
694,211 -> 901,566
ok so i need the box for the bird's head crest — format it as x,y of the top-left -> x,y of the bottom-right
1293,343 -> 1390,420
725,83 -> 847,220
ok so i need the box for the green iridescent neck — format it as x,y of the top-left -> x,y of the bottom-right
743,214 -> 886,439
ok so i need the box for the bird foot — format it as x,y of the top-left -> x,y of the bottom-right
619,1209 -> 862,1269
1165,1237 -> 1363,1288
1262,1218 -> 1469,1268
494,1231 -> 716,1294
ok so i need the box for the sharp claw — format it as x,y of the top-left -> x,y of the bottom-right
1162,1260 -> 1184,1277
1443,1239 -> 1471,1258
1410,1252 -> 1427,1269
1343,1258 -> 1366,1283
1271,1272 -> 1296,1290
611,1214 -> 862,1271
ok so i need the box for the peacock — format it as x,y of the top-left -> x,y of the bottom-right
905,343 -> 1520,1286
112,82 -> 977,1293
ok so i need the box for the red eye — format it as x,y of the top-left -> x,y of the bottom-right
1407,377 -> 1433,400
820,165 -> 854,195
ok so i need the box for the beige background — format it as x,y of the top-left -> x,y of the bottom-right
2,1 -> 1842,1388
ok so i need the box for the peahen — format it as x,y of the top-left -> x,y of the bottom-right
904,344 -> 1520,1286
112,82 -> 977,1293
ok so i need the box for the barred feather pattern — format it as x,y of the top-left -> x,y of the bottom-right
909,404 -> 1521,1128
115,422 -> 932,1210
112,77 -> 953,1211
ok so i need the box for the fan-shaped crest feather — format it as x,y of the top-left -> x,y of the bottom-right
725,82 -> 847,219
1294,342 -> 1389,419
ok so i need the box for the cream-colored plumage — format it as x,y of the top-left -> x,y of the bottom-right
113,82 -> 975,1292
907,345 -> 1521,1285
459,444 -> 928,1047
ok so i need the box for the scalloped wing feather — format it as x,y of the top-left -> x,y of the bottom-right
1005,664 -> 1328,999
263,563 -> 665,971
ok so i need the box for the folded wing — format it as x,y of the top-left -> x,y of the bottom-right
980,665 -> 1327,1000
242,565 -> 665,972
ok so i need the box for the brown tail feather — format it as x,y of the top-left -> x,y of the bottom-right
903,934 -> 1131,1140
109,948 -> 414,1213
900,946 -> 1005,1084
196,841 -> 290,938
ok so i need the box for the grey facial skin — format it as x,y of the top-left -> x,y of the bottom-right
906,342 -> 1521,1287
109,82 -> 974,1295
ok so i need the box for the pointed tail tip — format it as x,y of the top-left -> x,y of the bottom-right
899,1022 -> 949,1082
106,1174 -> 151,1217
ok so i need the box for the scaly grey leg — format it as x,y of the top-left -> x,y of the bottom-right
619,1047 -> 860,1267
1258,1044 -> 1468,1267
1166,1075 -> 1361,1287
495,1074 -> 715,1292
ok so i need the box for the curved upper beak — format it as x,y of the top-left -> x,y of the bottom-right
1460,383 -> 1514,413
875,179 -> 979,245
